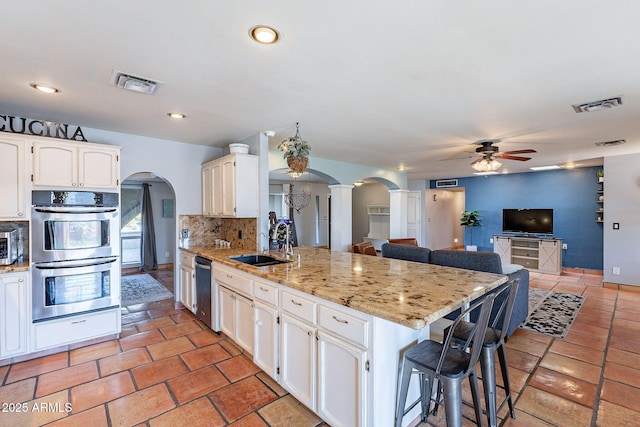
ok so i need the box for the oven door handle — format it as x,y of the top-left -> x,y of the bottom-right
33,256 -> 118,269
33,207 -> 118,214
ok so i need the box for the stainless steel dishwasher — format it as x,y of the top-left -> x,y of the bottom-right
195,256 -> 213,329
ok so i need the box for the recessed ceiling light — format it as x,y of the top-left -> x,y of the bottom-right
530,165 -> 561,171
249,25 -> 280,44
354,180 -> 364,186
397,165 -> 407,171
167,112 -> 186,119
30,83 -> 59,94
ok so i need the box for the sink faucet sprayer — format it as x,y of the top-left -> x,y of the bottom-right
271,222 -> 295,259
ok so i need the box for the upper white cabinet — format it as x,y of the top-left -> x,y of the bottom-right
202,153 -> 258,217
0,135 -> 29,219
32,139 -> 121,190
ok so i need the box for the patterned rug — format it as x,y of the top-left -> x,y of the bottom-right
521,291 -> 585,338
121,274 -> 173,306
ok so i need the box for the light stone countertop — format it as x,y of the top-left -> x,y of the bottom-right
0,258 -> 29,274
180,246 -> 507,330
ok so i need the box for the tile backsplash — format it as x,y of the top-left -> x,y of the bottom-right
179,215 -> 257,251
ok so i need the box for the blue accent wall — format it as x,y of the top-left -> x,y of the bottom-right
431,166 -> 603,270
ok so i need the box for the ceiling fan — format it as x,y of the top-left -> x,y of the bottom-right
467,139 -> 537,171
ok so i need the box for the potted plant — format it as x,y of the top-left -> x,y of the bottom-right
597,169 -> 604,182
278,122 -> 311,173
460,210 -> 481,251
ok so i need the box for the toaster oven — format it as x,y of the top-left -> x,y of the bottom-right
0,229 -> 17,265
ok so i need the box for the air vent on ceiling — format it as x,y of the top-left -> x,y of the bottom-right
110,70 -> 163,95
435,179 -> 458,188
595,139 -> 626,147
572,96 -> 624,113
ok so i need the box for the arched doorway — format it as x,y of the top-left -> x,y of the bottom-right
121,172 -> 176,295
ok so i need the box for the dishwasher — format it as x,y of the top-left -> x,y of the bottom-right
195,256 -> 214,329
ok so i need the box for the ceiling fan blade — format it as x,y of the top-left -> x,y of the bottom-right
497,154 -> 532,161
439,154 -> 476,161
502,149 -> 537,155
470,157 -> 482,165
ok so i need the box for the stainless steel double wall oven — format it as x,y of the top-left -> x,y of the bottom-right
31,190 -> 120,322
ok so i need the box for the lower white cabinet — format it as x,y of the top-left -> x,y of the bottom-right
253,300 -> 279,378
179,251 -> 196,313
317,331 -> 368,427
0,272 -> 29,358
218,285 -> 254,354
33,308 -> 120,351
280,312 -> 317,411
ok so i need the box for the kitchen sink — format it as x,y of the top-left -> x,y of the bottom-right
229,254 -> 288,267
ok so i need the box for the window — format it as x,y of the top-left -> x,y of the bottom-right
121,186 -> 143,265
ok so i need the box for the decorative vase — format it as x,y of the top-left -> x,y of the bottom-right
287,156 -> 308,173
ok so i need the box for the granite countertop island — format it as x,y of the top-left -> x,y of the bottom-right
180,245 -> 507,329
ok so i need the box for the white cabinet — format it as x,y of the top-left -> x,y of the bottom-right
0,272 -> 29,358
493,235 -> 562,274
0,136 -> 29,219
32,139 -> 121,190
218,285 -> 254,354
317,331 -> 368,427
280,312 -> 317,411
179,251 -> 196,313
202,153 -> 258,217
33,308 -> 120,351
254,300 -> 279,378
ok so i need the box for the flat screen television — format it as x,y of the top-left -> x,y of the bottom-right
502,209 -> 553,235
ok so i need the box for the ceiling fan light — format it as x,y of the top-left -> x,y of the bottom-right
472,158 -> 502,172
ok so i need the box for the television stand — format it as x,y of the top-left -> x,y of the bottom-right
493,235 -> 562,274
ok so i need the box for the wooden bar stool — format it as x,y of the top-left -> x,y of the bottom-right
395,292 -> 496,427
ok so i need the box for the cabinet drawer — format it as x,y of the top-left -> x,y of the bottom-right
281,291 -> 316,324
254,280 -> 278,307
34,309 -> 120,350
319,305 -> 369,348
180,251 -> 195,267
214,266 -> 252,297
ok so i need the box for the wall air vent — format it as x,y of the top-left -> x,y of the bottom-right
572,96 -> 624,113
595,139 -> 626,147
435,179 -> 458,188
110,70 -> 164,95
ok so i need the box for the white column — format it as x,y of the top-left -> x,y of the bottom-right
389,189 -> 409,238
329,184 -> 354,252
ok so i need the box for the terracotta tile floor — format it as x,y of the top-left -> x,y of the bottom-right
2,269 -> 640,426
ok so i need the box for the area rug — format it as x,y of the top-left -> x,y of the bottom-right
528,287 -> 554,314
121,274 -> 173,306
521,291 -> 585,338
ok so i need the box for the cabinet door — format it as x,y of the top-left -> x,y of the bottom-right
0,273 -> 28,358
211,162 -> 223,216
78,146 -> 120,189
493,236 -> 511,264
280,313 -> 316,411
235,293 -> 254,354
539,240 -> 561,274
32,141 -> 77,187
221,157 -> 236,216
317,331 -> 368,427
219,286 -> 236,338
179,264 -> 195,313
0,137 -> 27,219
254,301 -> 279,378
201,164 -> 214,216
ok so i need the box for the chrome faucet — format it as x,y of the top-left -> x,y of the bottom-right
271,222 -> 294,258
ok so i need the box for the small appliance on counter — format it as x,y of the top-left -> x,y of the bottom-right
0,228 -> 17,265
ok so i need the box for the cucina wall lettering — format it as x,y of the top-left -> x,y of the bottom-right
0,114 -> 87,141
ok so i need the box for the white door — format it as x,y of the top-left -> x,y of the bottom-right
218,286 -> 235,338
221,157 -> 236,216
407,191 -> 421,246
254,301 -> 279,378
0,273 -> 28,357
211,162 -> 223,216
0,137 -> 27,219
179,264 -> 195,312
201,164 -> 213,216
539,240 -> 560,273
280,313 -> 316,411
32,141 -> 77,187
235,293 -> 254,353
493,236 -> 512,264
78,146 -> 119,188
317,331 -> 367,427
